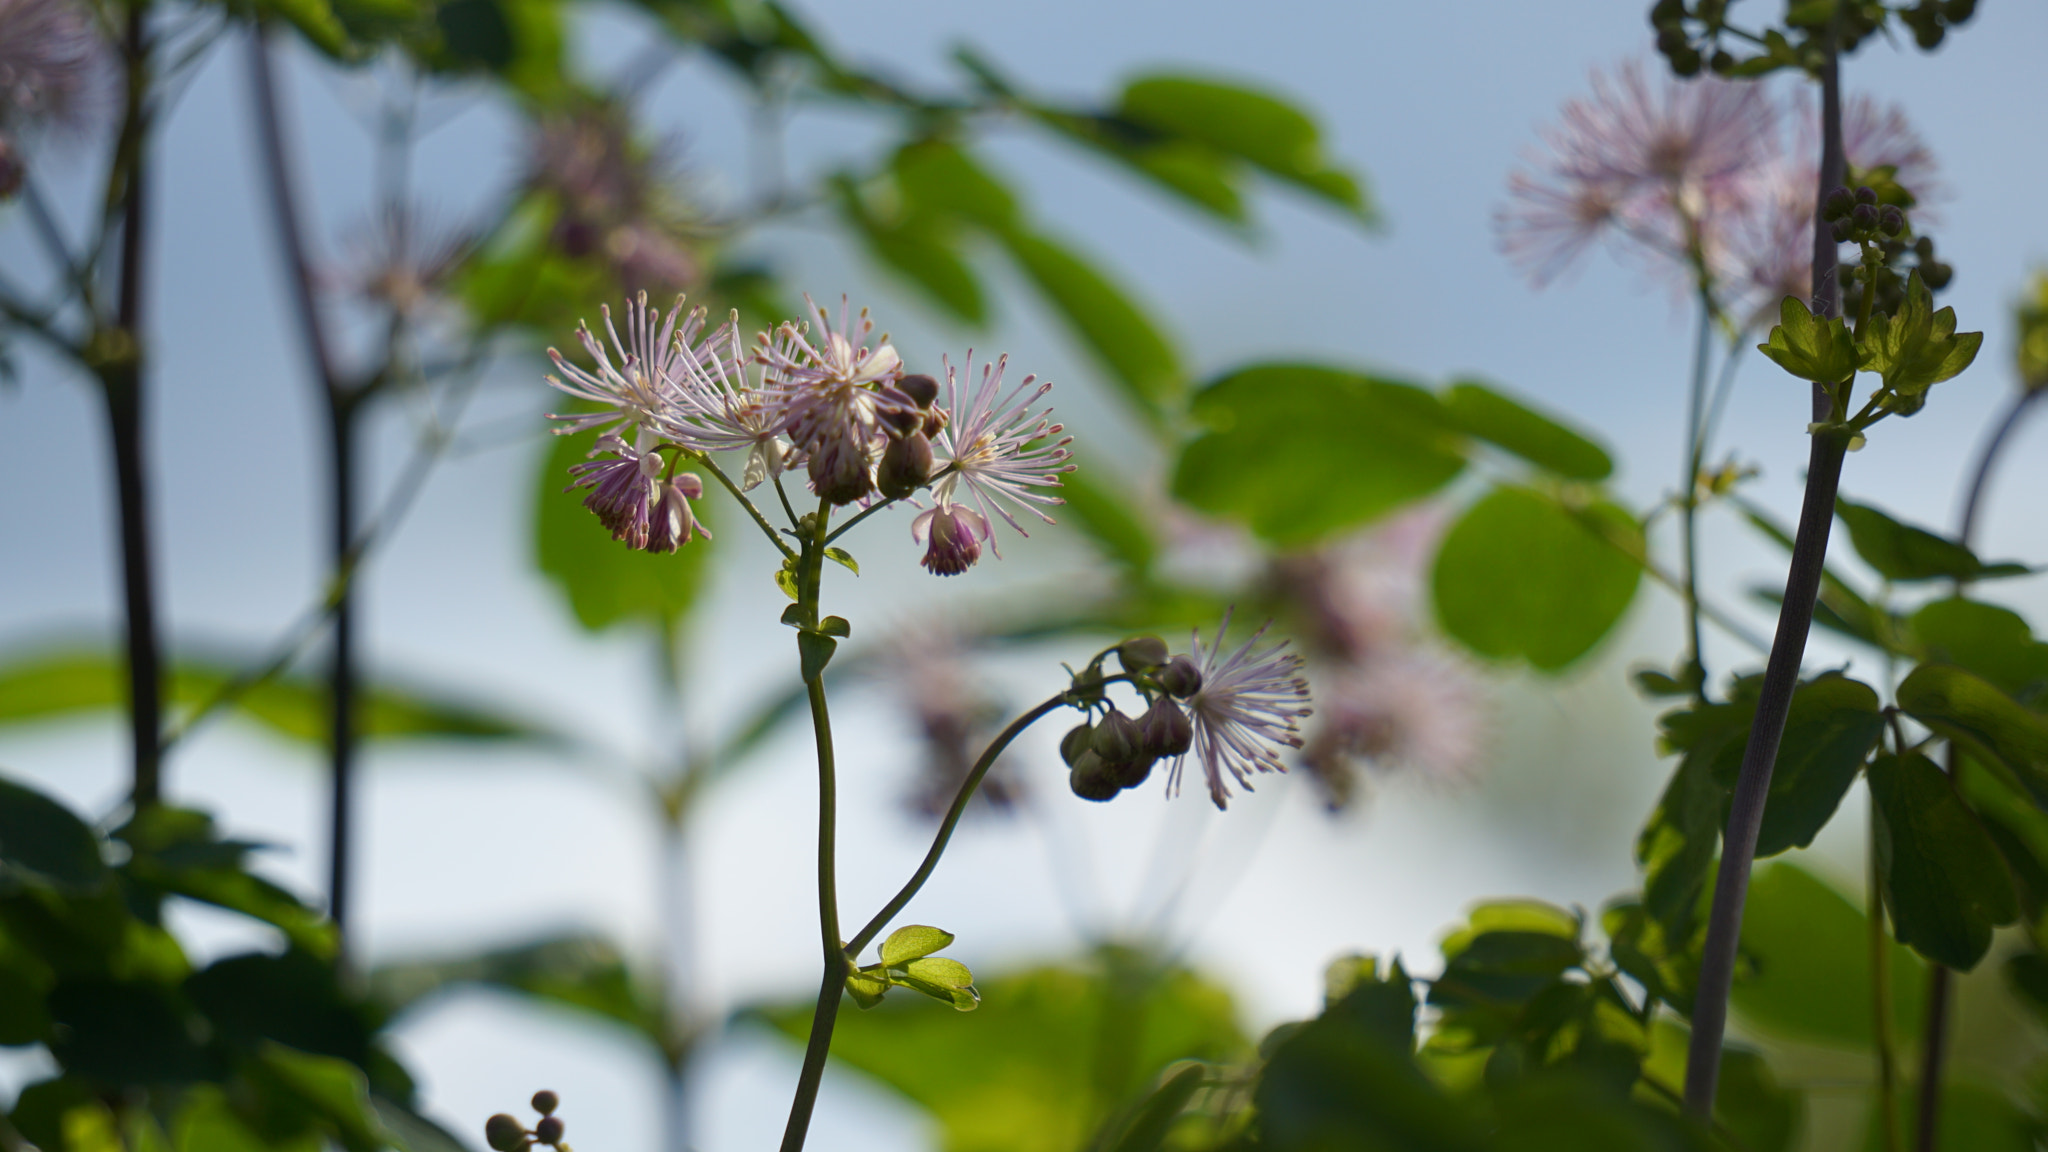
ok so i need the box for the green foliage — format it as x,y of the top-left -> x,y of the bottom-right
1835,497 -> 2026,583
1758,295 -> 1858,383
1860,270 -> 1983,401
1056,462 -> 1157,578
1868,752 -> 2020,970
533,425 -> 713,633
1730,863 -> 1925,1049
1897,663 -> 2048,805
835,173 -> 986,326
844,926 -> 979,1011
1431,486 -> 1642,670
0,776 -> 108,893
117,806 -> 338,959
1174,364 -> 1466,546
764,950 -> 1246,1152
996,227 -> 1183,421
1441,380 -> 1614,481
1910,599 -> 2048,704
1862,1080 -> 2043,1152
1707,675 -> 1884,857
371,932 -> 671,1059
1115,76 -> 1373,220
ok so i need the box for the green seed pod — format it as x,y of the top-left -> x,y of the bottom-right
484,1115 -> 527,1152
1158,656 -> 1203,699
1923,261 -> 1954,290
534,1116 -> 565,1147
1060,722 -> 1095,767
1093,710 -> 1143,764
1110,754 -> 1157,790
1069,751 -> 1120,801
1116,635 -> 1169,674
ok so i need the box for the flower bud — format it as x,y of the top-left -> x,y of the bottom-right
1092,709 -> 1142,764
1923,261 -> 1953,290
876,431 -> 934,499
1116,636 -> 1169,674
1138,697 -> 1193,758
1822,186 -> 1854,221
921,407 -> 950,438
1830,218 -> 1854,244
880,405 -> 923,436
899,373 -> 940,408
531,1091 -> 559,1116
1850,202 -> 1878,230
1913,236 -> 1935,260
1708,49 -> 1734,74
1878,206 -> 1904,236
1158,655 -> 1203,699
809,440 -> 876,506
1068,751 -> 1120,801
484,1115 -> 527,1152
1060,723 -> 1095,767
1109,753 -> 1157,790
1854,185 -> 1879,206
534,1117 -> 565,1147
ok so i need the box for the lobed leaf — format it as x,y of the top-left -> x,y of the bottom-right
1758,295 -> 1857,383
1868,753 -> 2019,970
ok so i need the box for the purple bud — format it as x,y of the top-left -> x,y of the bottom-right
807,435 -> 876,505
1822,186 -> 1854,221
876,431 -> 934,500
1854,185 -> 1879,206
1878,205 -> 1904,236
1138,697 -> 1193,757
1158,655 -> 1203,699
915,503 -> 989,576
899,373 -> 940,408
1851,202 -> 1878,230
534,1116 -> 565,1147
1060,723 -> 1094,767
1068,751 -> 1120,801
1116,636 -> 1169,674
531,1091 -> 559,1116
1092,710 -> 1142,764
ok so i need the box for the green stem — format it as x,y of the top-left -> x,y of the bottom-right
1681,284 -> 1714,694
1871,786 -> 1901,1152
697,453 -> 798,560
779,499 -> 843,1152
822,463 -> 959,547
846,693 -> 1072,958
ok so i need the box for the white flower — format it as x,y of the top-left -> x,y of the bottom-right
1167,611 -> 1313,810
927,352 -> 1073,557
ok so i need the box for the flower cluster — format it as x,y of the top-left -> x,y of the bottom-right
1500,60 -> 1942,329
529,104 -> 700,294
1062,620 -> 1313,811
0,0 -> 103,198
543,293 -> 1072,575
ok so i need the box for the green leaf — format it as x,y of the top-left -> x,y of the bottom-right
835,175 -> 986,325
903,956 -> 974,989
368,1097 -> 470,1152
1731,863 -> 1924,1049
797,632 -> 837,682
1896,663 -> 2048,804
1056,461 -> 1156,576
1859,270 -> 1983,397
249,1044 -> 384,1152
995,227 -> 1182,421
1173,364 -> 1466,546
1861,1080 -> 2038,1152
0,775 -> 108,893
369,934 -> 667,1054
1103,1062 -> 1208,1152
1703,675 -> 1885,858
1869,752 -> 2019,970
1909,599 -> 2048,702
1737,499 -> 1901,653
1117,75 -> 1373,220
878,924 -> 954,967
892,139 -> 1019,231
433,0 -> 513,69
845,969 -> 889,1010
1836,497 -> 2008,583
1026,107 -> 1248,226
46,978 -> 214,1083
173,1084 -> 315,1152
1440,380 -> 1613,481
266,0 -> 352,57
534,426 -> 713,633
818,616 -> 851,639
1430,486 -> 1642,671
824,547 -> 859,576
185,950 -> 372,1066
1641,1023 -> 1802,1152
1757,295 -> 1858,382
1637,722 -> 1728,937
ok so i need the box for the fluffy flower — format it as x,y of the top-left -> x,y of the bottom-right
529,105 -> 700,293
544,293 -> 732,440
1167,612 -> 1313,810
1499,61 -> 1779,287
665,317 -> 803,489
0,0 -> 102,132
927,353 -> 1074,557
564,432 -> 707,553
337,203 -> 473,318
757,296 -> 916,504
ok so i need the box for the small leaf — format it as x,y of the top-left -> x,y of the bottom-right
0,774 -> 108,893
797,632 -> 837,682
818,616 -> 851,639
903,956 -> 974,989
1910,599 -> 2048,703
1859,271 -> 1982,396
1704,675 -> 1885,858
1440,380 -> 1613,481
845,969 -> 889,1010
775,562 -> 799,601
1758,295 -> 1858,382
823,547 -> 860,575
1117,75 -> 1373,220
879,925 -> 954,967
1431,486 -> 1642,671
1106,1063 -> 1209,1152
834,176 -> 986,325
1837,497 -> 1999,583
896,974 -> 980,1010
1896,663 -> 2048,805
1869,752 -> 2019,970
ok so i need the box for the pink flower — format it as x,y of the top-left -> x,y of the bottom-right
564,432 -> 707,553
757,296 -> 917,505
912,501 -> 989,576
927,352 -> 1074,558
0,0 -> 104,133
1300,650 -> 1487,810
1167,611 -> 1313,810
545,293 -> 732,440
665,318 -> 804,489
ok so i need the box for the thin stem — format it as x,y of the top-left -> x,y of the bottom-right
846,693 -> 1071,958
1681,286 -> 1714,693
1684,18 -> 1847,1116
697,453 -> 798,561
779,501 -> 843,1152
1871,794 -> 1901,1152
772,470 -> 802,530
821,495 -> 897,546
22,176 -> 97,315
1957,389 -> 2043,546
1700,330 -> 1752,457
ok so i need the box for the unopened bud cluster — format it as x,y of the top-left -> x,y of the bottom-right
485,1091 -> 570,1152
1059,636 -> 1202,802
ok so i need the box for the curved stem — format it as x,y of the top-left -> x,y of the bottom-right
1681,286 -> 1714,693
697,453 -> 798,561
846,693 -> 1071,959
1684,18 -> 1846,1115
1957,389 -> 2043,546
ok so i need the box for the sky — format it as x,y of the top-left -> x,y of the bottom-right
3,1 -> 2048,1150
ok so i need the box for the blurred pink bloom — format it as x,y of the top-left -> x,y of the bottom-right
883,620 -> 1020,819
1169,611 -> 1313,810
927,352 -> 1073,558
0,0 -> 103,132
338,203 -> 474,318
1301,650 -> 1488,810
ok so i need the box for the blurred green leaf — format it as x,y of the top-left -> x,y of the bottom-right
1057,461 -> 1155,577
1836,497 -> 2022,583
1869,752 -> 2019,970
836,175 -> 986,325
1861,1079 -> 2039,1152
1431,486 -> 1642,671
1441,380 -> 1613,481
47,978 -> 214,1083
763,951 -> 1246,1152
11,1077 -> 100,1152
534,425 -> 714,633
265,0 -> 352,57
433,0 -> 513,69
1174,364 -> 1465,546
172,1084 -> 315,1152
1022,107 -> 1247,227
0,775 -> 108,894
893,139 -> 1019,231
247,1044 -> 384,1152
996,227 -> 1181,422
1897,663 -> 2048,805
1737,499 -> 1902,653
1909,599 -> 2048,704
1117,75 -> 1373,220
1637,721 -> 1728,938
186,951 -> 371,1066
371,933 -> 668,1056
1732,863 -> 1924,1049
1099,1062 -> 1208,1152
1641,1023 -> 1801,1152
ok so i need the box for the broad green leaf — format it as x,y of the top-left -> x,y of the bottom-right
1117,76 -> 1373,220
1758,295 -> 1857,382
797,632 -> 836,681
1909,599 -> 2048,702
173,1084 -> 315,1152
1637,732 -> 1727,937
1736,499 -> 1901,652
1431,486 -> 1642,671
904,956 -> 974,989
186,950 -> 372,1066
1440,380 -> 1613,481
892,139 -> 1019,230
1859,271 -> 1983,397
1896,663 -> 2048,804
1056,461 -> 1155,576
878,924 -> 954,967
1702,675 -> 1884,858
1601,901 -> 1700,1016
1023,107 -> 1248,227
46,979 -> 214,1083
1869,753 -> 2019,970
1102,1062 -> 1208,1152
534,426 -> 713,633
1731,863 -> 1924,1049
433,0 -> 513,69
249,1044 -> 384,1152
0,775 -> 108,893
1174,364 -> 1465,546
370,934 -> 667,1055
996,227 -> 1181,421
1836,497 -> 2011,583
1861,1080 -> 2037,1152
1641,1023 -> 1802,1152
763,949 -> 1247,1152
835,176 -> 986,325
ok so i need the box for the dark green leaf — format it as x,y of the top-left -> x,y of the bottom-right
0,775 -> 107,893
996,228 -> 1181,421
1896,663 -> 2048,804
1909,599 -> 2048,703
1022,107 -> 1248,227
1703,675 -> 1884,858
1869,752 -> 2019,970
1117,76 -> 1373,220
1174,364 -> 1465,546
1757,295 -> 1857,382
2007,952 -> 2048,1024
1861,1080 -> 2038,1152
797,632 -> 836,682
1737,498 -> 1901,652
1431,486 -> 1642,671
267,0 -> 352,56
1731,863 -> 1924,1049
0,925 -> 53,1044
1103,1062 -> 1208,1152
173,1084 -> 311,1152
10,1076 -> 99,1152
892,139 -> 1019,230
534,425 -> 713,633
1637,724 -> 1729,937
248,1044 -> 385,1152
47,978 -> 215,1083
433,0 -> 513,69
186,950 -> 372,1065
1057,461 -> 1156,577
1836,497 -> 2006,583
1440,380 -> 1613,481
